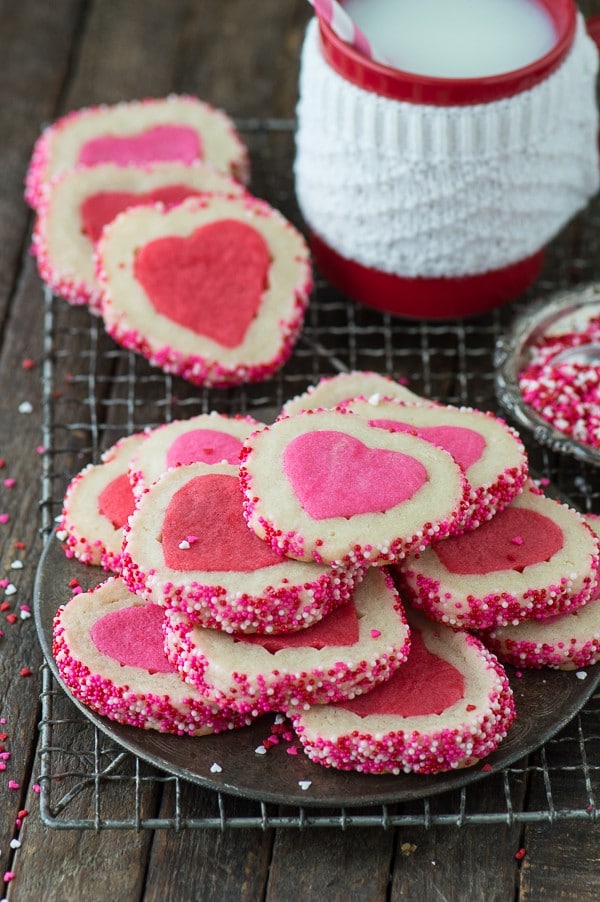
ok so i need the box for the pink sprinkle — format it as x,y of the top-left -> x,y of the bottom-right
3,871 -> 15,882
370,629 -> 382,639
539,477 -> 550,487
72,586 -> 83,595
32,783 -> 40,793
286,745 -> 299,756
0,752 -> 10,760
3,478 -> 15,488
0,580 -> 8,588
36,445 -> 45,454
187,535 -> 198,544
0,762 -> 6,771
511,536 -> 523,545
0,514 -> 9,524
8,780 -> 19,790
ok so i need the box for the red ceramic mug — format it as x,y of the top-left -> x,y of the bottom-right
295,1 -> 600,319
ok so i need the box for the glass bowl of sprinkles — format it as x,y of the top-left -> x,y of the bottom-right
495,283 -> 600,468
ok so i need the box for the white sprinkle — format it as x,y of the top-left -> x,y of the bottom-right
55,530 -> 68,542
209,762 -> 222,773
10,561 -> 23,570
9,839 -> 21,850
20,610 -> 32,621
254,745 -> 267,755
18,401 -> 33,414
5,584 -> 16,597
178,540 -> 190,550
274,713 -> 286,725
298,780 -> 312,791
575,671 -> 588,680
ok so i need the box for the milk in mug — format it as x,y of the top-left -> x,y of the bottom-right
343,0 -> 558,78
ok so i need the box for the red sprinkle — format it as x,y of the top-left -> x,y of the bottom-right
14,541 -> 26,550
22,357 -> 36,370
20,667 -> 32,677
0,602 -> 10,612
515,848 -> 527,861
481,763 -> 493,772
6,614 -> 18,624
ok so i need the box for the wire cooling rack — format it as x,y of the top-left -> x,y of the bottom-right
36,119 -> 600,829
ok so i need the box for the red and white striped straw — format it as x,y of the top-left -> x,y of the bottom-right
308,0 -> 386,64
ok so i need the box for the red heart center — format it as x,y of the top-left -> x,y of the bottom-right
369,419 -> 486,471
134,219 -> 271,348
77,124 -> 202,168
81,185 -> 205,243
166,429 -> 243,468
90,603 -> 176,674
235,601 -> 359,653
162,473 -> 283,572
282,430 -> 428,520
339,631 -> 465,717
434,506 -> 564,575
97,473 -> 136,529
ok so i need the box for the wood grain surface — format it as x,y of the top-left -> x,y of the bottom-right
0,1 -> 599,899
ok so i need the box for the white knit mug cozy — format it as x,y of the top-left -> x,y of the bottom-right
295,2 -> 600,319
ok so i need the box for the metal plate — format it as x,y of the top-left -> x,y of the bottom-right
34,534 -> 600,809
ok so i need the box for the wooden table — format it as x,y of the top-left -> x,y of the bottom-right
1,1 -> 599,899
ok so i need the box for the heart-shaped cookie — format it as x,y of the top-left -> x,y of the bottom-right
339,631 -> 465,717
81,185 -> 205,243
162,473 -> 282,572
134,219 -> 271,348
282,430 -> 427,520
236,600 -> 359,653
166,428 -> 243,468
78,124 -> 202,168
369,419 -> 486,471
90,603 -> 176,674
97,473 -> 136,530
434,506 -> 564,575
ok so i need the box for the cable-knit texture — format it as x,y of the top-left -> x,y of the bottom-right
295,16 -> 599,278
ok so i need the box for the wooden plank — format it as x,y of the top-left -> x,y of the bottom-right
0,0 -> 83,311
145,783 -> 274,902
266,825 -> 395,902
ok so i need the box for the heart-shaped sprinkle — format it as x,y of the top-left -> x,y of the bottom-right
235,601 -> 359,653
134,219 -> 271,348
282,430 -> 427,520
339,631 -> 464,718
81,185 -> 205,243
162,473 -> 283,572
97,473 -> 136,529
434,507 -> 564,575
90,604 -> 176,674
369,420 -> 486,471
166,428 -> 243,468
77,124 -> 202,168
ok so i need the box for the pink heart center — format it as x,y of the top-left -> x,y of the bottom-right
434,507 -> 564,575
162,473 -> 283,572
77,124 -> 202,168
282,430 -> 427,520
97,473 -> 136,529
339,631 -> 465,717
90,603 -> 176,674
235,601 -> 359,653
81,185 -> 205,243
166,429 -> 243,468
369,420 -> 486,471
134,219 -> 271,348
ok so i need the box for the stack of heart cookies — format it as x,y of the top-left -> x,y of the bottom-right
27,95 -> 312,387
51,370 -> 600,777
